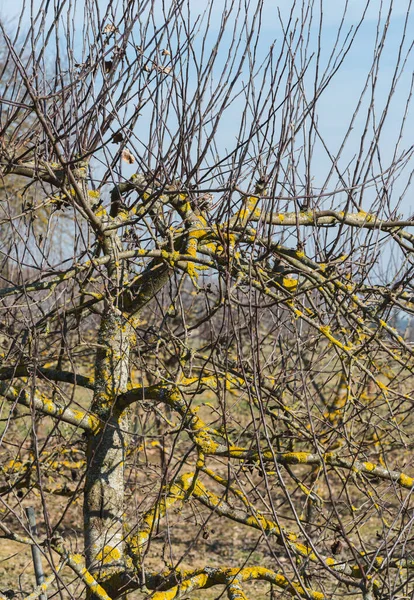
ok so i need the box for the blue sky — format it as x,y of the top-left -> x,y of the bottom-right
3,0 -> 414,216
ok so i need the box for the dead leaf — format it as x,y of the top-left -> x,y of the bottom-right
103,24 -> 117,34
104,60 -> 113,73
112,131 -> 124,144
122,148 -> 135,164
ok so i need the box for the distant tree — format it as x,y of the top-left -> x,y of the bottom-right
1,2 -> 413,600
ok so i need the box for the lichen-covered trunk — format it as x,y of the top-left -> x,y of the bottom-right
84,305 -> 131,596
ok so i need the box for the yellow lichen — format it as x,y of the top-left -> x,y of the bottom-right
71,553 -> 84,564
95,206 -> 107,218
399,473 -> 414,488
293,542 -> 317,561
282,277 -> 298,290
186,262 -> 199,283
4,459 -> 23,473
96,545 -> 121,564
282,452 -> 310,464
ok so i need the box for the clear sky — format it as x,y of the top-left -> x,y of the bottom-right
2,0 -> 413,216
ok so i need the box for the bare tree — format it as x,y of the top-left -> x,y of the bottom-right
1,1 -> 414,599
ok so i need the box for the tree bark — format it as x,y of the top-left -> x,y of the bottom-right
84,305 -> 131,596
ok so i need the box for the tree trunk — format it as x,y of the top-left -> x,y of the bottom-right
84,305 -> 131,597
